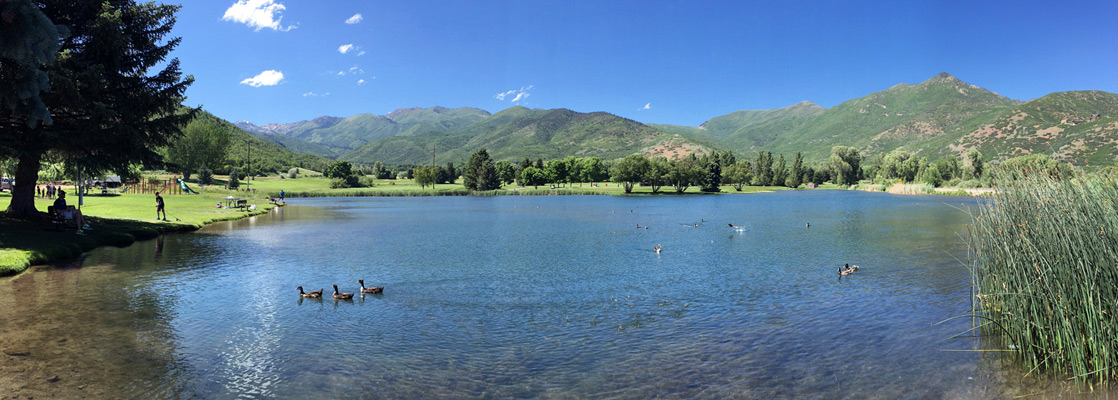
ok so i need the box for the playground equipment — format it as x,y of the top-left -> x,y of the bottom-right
178,179 -> 200,194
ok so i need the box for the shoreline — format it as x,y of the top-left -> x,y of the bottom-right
0,203 -> 277,278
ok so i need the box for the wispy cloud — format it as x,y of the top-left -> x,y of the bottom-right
334,66 -> 365,76
240,70 -> 284,87
222,0 -> 295,31
338,44 -> 356,54
495,85 -> 532,103
357,79 -> 366,86
302,92 -> 329,97
345,13 -> 363,24
641,103 -> 651,110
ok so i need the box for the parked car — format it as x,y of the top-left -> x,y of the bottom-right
1,177 -> 11,191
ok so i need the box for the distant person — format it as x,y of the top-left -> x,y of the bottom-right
46,184 -> 53,198
156,191 -> 166,221
279,190 -> 285,203
53,190 -> 90,234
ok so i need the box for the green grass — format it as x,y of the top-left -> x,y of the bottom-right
0,187 -> 277,276
967,170 -> 1118,383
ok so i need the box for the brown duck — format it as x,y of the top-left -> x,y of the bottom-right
358,279 -> 384,294
332,284 -> 354,300
297,286 -> 323,298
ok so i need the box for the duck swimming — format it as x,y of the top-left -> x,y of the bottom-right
332,284 -> 354,300
358,279 -> 384,294
297,286 -> 323,298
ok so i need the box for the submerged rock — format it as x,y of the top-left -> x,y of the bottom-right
3,345 -> 30,356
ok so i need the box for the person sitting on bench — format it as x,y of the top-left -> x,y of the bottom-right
53,190 -> 90,234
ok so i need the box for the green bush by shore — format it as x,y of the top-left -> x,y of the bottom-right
968,169 -> 1118,383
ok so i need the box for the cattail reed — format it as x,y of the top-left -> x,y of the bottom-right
968,167 -> 1118,383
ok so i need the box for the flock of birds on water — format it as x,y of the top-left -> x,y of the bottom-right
297,279 -> 383,300
630,209 -> 860,277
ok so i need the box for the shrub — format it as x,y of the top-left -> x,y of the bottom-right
228,167 -> 241,189
198,167 -> 214,185
329,177 -> 350,189
287,167 -> 298,179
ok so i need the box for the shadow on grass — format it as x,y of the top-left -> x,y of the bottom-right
0,214 -> 198,276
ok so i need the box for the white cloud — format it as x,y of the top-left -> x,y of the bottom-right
240,70 -> 284,87
345,13 -> 363,24
641,103 -> 651,110
495,85 -> 532,102
336,71 -> 346,76
222,0 -> 294,31
357,79 -> 366,85
302,92 -> 329,97
338,44 -> 355,54
349,66 -> 364,74
357,50 -> 366,56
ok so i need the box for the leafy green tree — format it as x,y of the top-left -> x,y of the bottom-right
752,152 -> 773,186
2,1 -> 194,217
545,158 -> 570,187
721,151 -> 736,167
966,149 -> 984,179
645,157 -> 671,193
1000,154 -> 1073,179
700,159 -> 722,192
165,119 -> 230,180
723,160 -> 752,191
579,157 -> 608,186
772,154 -> 787,187
372,161 -> 388,179
787,152 -> 804,188
0,0 -> 59,128
228,167 -> 242,189
566,156 -> 583,187
445,162 -> 457,183
667,157 -> 702,193
414,166 -> 436,188
198,167 -> 214,185
535,158 -> 545,170
326,161 -> 353,179
463,148 -> 500,191
830,146 -> 862,185
610,154 -> 649,193
521,166 -> 546,189
494,160 -> 517,185
920,162 -> 945,187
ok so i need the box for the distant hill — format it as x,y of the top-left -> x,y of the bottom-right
231,73 -> 1118,167
948,90 -> 1118,166
342,106 -> 710,164
197,110 -> 333,174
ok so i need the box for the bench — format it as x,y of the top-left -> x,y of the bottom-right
47,206 -> 77,230
235,199 -> 248,210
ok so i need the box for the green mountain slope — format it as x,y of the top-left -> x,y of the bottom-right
341,107 -> 711,164
194,110 -> 334,173
653,100 -> 826,149
948,91 -> 1118,165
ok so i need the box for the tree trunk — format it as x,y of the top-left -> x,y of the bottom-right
5,153 -> 42,219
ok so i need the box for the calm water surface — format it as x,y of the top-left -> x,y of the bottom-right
0,191 -> 1101,398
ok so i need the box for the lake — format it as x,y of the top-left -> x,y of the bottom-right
0,191 -> 1097,398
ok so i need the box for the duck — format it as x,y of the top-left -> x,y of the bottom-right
358,279 -> 384,294
332,284 -> 354,300
297,286 -> 323,298
838,266 -> 853,276
654,244 -> 662,254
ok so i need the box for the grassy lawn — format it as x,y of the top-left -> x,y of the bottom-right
0,187 -> 277,276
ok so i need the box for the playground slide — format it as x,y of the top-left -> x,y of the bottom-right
178,179 -> 200,194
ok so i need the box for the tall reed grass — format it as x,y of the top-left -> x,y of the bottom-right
968,169 -> 1118,382
280,188 -> 615,198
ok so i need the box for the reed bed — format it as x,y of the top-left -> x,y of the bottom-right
967,169 -> 1118,383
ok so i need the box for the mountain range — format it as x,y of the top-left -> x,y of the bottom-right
234,73 -> 1118,168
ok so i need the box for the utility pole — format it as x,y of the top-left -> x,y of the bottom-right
431,144 -> 436,167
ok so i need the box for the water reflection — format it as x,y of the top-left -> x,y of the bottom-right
2,192 -> 1113,398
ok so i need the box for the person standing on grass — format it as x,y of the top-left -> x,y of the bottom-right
156,191 -> 166,221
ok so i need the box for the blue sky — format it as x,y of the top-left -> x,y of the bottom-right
174,0 -> 1118,126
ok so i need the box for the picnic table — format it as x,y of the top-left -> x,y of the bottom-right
224,196 -> 238,209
